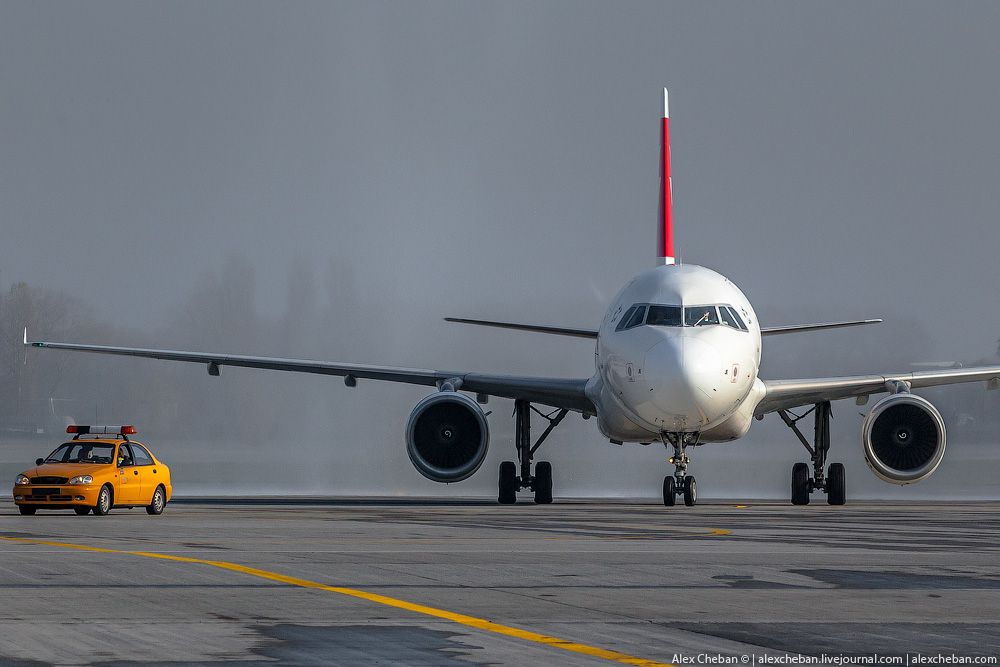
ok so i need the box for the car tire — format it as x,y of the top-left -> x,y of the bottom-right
146,486 -> 166,515
74,507 -> 90,516
93,485 -> 112,516
18,506 -> 36,516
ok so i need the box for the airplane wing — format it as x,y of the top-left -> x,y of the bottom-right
444,318 -> 599,339
756,366 -> 1000,415
760,319 -> 882,336
23,333 -> 596,414
444,317 -> 882,339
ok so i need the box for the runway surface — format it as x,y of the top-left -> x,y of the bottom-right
1,499 -> 999,665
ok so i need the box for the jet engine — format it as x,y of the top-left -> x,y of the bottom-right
406,391 -> 489,482
862,393 -> 946,484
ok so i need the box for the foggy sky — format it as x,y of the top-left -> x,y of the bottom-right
2,2 -> 1000,498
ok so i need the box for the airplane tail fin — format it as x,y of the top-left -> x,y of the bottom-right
657,87 -> 675,265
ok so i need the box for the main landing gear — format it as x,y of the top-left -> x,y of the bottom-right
778,401 -> 846,506
661,432 -> 699,507
498,400 -> 568,505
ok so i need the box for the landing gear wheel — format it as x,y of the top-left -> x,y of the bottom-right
74,507 -> 90,516
533,461 -> 553,504
682,477 -> 698,507
498,461 -> 517,505
146,486 -> 166,515
18,506 -> 36,516
826,462 -> 846,506
93,485 -> 112,516
662,476 -> 676,506
791,462 -> 810,505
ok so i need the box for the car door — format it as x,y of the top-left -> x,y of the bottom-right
115,443 -> 141,505
130,443 -> 157,503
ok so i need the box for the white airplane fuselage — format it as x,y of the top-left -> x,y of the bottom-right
585,264 -> 765,444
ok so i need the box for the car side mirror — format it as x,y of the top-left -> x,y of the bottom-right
35,458 -> 44,466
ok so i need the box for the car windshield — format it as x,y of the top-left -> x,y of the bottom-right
44,443 -> 115,465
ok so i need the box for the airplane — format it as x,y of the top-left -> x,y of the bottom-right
24,89 -> 1000,507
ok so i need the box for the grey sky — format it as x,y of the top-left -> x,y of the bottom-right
2,2 -> 999,497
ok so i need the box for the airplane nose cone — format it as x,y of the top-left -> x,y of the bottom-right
644,337 -> 724,429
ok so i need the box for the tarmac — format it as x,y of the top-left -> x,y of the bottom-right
1,499 -> 998,665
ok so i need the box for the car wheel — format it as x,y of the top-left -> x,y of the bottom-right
93,485 -> 112,516
146,486 -> 166,515
74,507 -> 90,516
18,506 -> 36,516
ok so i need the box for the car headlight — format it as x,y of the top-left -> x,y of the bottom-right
15,474 -> 30,486
68,475 -> 93,485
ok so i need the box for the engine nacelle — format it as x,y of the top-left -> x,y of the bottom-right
406,391 -> 489,483
862,393 -> 946,485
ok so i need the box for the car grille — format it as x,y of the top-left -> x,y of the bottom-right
27,495 -> 72,501
31,476 -> 68,484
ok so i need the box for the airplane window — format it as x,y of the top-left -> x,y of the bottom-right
646,305 -> 682,327
615,305 -> 646,332
615,306 -> 636,331
725,306 -> 748,331
622,305 -> 646,330
719,306 -> 741,330
684,306 -> 719,327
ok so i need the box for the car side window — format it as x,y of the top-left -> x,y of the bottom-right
131,444 -> 154,466
117,444 -> 135,467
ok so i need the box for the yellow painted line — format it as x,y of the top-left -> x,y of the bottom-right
708,529 -> 731,536
0,536 -> 672,667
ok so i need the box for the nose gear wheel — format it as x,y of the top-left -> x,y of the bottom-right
660,432 -> 699,507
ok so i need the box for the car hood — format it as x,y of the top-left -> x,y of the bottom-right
24,463 -> 111,478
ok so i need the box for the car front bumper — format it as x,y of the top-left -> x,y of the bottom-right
12,485 -> 100,506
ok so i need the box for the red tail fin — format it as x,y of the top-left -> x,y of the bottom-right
658,88 -> 675,265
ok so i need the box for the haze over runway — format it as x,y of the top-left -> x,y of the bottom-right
2,2 -> 1000,499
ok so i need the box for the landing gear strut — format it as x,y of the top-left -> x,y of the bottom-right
778,401 -> 846,506
498,400 -> 567,505
661,432 -> 699,507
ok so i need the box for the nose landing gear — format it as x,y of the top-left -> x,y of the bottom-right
498,400 -> 567,505
661,432 -> 699,507
779,401 -> 847,506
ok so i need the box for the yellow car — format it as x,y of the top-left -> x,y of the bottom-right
12,425 -> 171,516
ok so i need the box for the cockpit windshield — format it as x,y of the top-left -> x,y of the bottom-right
622,303 -> 747,331
684,306 -> 719,327
646,305 -> 682,326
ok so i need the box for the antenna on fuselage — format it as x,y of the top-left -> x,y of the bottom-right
657,87 -> 675,266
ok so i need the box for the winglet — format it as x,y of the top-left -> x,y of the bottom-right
23,327 -> 27,346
